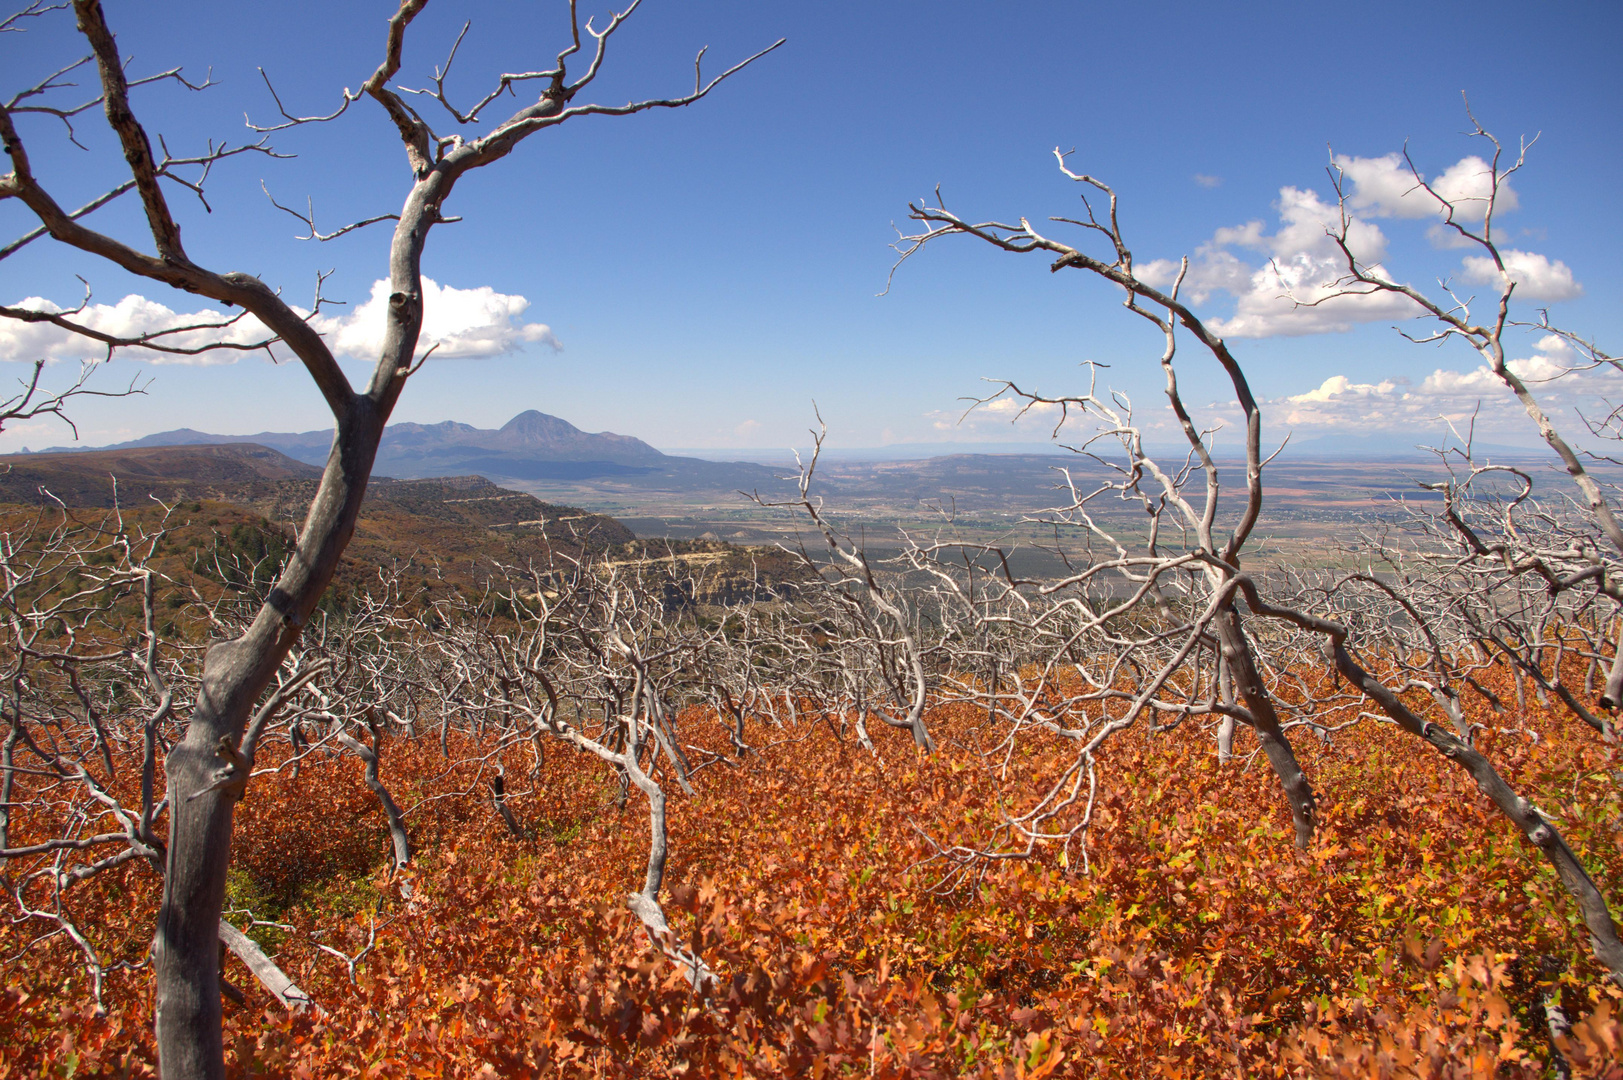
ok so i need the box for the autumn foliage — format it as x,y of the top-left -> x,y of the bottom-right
2,656 -> 1621,1079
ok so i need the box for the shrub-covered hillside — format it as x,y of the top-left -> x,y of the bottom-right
6,670 -> 1622,1077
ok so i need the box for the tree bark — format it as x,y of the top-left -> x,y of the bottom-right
217,919 -> 313,1011
334,720 -> 412,872
491,772 -> 527,839
1215,609 -> 1316,848
154,409 -> 389,1078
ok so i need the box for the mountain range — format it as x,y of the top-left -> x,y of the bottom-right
40,411 -> 787,490
28,411 -> 1567,525
40,410 -> 1551,479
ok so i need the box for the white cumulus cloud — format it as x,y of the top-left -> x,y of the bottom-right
0,277 -> 560,366
1136,152 -> 1576,340
310,277 -> 561,359
0,294 -> 271,365
1252,336 -> 1617,433
1332,153 -> 1515,224
1141,186 -> 1413,338
1460,249 -> 1584,302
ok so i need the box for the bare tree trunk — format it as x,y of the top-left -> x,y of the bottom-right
333,718 -> 411,873
617,714 -> 711,990
0,2 -> 777,1070
155,411 -> 388,1078
1537,956 -> 1575,1080
853,694 -> 875,754
717,687 -> 751,757
1216,610 -> 1316,848
1552,682 -> 1611,737
1601,617 -> 1623,709
491,770 -> 527,839
0,717 -> 19,862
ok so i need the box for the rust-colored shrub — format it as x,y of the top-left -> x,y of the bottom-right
4,670 -> 1622,1076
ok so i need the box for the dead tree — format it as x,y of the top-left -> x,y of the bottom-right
418,553 -> 722,985
0,503 -> 175,1014
754,424 -> 938,752
889,134 -> 1623,982
1343,455 -> 1617,740
895,160 -> 1320,848
0,3 -> 779,1075
1310,112 -> 1623,735
0,359 -> 145,441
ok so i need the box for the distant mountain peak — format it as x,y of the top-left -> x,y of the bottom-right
34,409 -> 727,483
486,410 -> 662,461
498,410 -> 585,442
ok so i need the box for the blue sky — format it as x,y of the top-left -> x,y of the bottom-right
2,0 -> 1619,457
